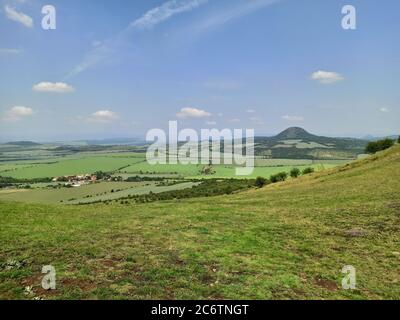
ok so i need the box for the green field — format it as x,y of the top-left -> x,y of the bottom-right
68,181 -> 199,204
0,145 -> 399,299
4,156 -> 146,179
0,164 -> 33,174
0,182 -> 144,204
254,158 -> 349,166
0,181 -> 199,205
121,161 -> 338,179
1,147 -> 344,182
0,150 -> 343,205
188,164 -> 337,179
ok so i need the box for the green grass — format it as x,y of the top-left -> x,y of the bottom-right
0,146 -> 399,299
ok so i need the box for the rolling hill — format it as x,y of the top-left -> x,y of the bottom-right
0,144 -> 399,299
255,127 -> 368,160
4,141 -> 42,147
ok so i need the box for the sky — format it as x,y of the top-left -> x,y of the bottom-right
0,0 -> 399,141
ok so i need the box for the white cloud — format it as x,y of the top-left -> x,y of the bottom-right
89,110 -> 119,123
69,110 -> 120,125
33,82 -> 75,93
2,106 -> 34,122
205,120 -> 217,126
282,115 -> 304,122
311,70 -> 344,84
246,109 -> 256,113
379,107 -> 389,113
4,5 -> 33,28
131,0 -> 208,30
0,48 -> 22,54
176,107 -> 211,119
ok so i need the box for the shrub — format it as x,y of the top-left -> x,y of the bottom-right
270,172 -> 288,183
302,167 -> 315,175
255,177 -> 267,188
398,136 -> 400,144
290,168 -> 301,178
365,138 -> 395,154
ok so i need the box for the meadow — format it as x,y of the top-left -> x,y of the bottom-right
0,145 -> 399,299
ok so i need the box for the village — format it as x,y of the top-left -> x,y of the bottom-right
52,174 -> 97,188
52,171 -> 122,187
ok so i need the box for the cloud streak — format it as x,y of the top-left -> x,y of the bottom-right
4,5 -> 33,28
68,0 -> 209,78
131,0 -> 208,30
0,48 -> 23,54
68,0 -> 281,78
194,0 -> 279,32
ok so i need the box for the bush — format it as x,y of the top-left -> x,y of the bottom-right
290,168 -> 301,178
255,177 -> 267,188
365,138 -> 395,154
302,167 -> 315,175
398,136 -> 400,144
270,172 -> 288,183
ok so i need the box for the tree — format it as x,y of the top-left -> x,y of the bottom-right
365,138 -> 394,154
270,172 -> 288,183
302,167 -> 315,175
95,171 -> 107,180
200,165 -> 215,175
398,136 -> 400,144
290,168 -> 301,178
255,177 -> 267,188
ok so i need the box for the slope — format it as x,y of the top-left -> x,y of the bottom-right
0,145 -> 399,300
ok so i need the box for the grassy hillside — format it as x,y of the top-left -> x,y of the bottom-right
0,145 -> 399,300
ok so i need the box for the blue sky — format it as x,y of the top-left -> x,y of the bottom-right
0,0 -> 399,141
